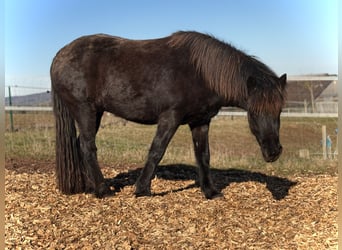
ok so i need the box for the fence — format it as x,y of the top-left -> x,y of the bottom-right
4,75 -> 338,161
5,75 -> 338,112
5,74 -> 339,129
284,101 -> 338,114
4,106 -> 338,117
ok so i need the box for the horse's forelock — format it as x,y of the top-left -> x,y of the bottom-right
247,83 -> 286,116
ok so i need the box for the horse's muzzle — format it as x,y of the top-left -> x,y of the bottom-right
262,144 -> 283,162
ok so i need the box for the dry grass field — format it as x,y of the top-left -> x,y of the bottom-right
5,112 -> 338,249
5,112 -> 338,175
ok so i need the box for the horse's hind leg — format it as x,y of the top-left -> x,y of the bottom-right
76,107 -> 110,197
190,123 -> 222,199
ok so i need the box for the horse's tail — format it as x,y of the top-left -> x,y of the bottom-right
52,86 -> 85,194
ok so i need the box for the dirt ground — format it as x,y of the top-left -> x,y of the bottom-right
5,159 -> 337,249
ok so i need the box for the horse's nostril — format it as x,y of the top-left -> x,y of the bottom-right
262,144 -> 283,162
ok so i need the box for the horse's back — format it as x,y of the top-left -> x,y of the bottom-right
50,33 -> 222,125
51,34 -> 161,99
51,34 -> 185,121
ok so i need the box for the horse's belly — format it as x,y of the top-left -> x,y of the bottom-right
103,97 -> 161,124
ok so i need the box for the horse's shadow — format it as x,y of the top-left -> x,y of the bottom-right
106,164 -> 297,200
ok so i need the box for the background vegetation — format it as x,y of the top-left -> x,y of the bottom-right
5,112 -> 338,177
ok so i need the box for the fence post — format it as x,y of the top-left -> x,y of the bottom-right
304,99 -> 307,113
322,125 -> 327,160
8,86 -> 14,132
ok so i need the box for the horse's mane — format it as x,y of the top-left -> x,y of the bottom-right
168,31 -> 286,115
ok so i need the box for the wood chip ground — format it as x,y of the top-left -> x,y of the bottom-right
5,161 -> 337,249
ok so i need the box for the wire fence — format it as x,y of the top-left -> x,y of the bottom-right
4,75 -> 338,161
5,75 -> 338,112
5,75 -> 338,132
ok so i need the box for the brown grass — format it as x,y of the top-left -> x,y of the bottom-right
5,112 -> 338,177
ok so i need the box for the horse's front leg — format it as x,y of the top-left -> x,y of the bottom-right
190,122 -> 222,199
135,111 -> 180,197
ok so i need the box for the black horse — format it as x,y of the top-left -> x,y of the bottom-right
51,31 -> 287,199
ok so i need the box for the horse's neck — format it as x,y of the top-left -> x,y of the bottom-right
222,99 -> 248,111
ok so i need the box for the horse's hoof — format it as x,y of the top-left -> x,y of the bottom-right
134,186 -> 151,197
208,192 -> 224,199
95,183 -> 113,198
84,186 -> 95,194
204,189 -> 223,199
135,180 -> 152,197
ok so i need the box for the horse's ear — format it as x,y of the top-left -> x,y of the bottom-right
279,74 -> 287,89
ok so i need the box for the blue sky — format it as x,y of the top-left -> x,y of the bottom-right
5,0 -> 338,96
